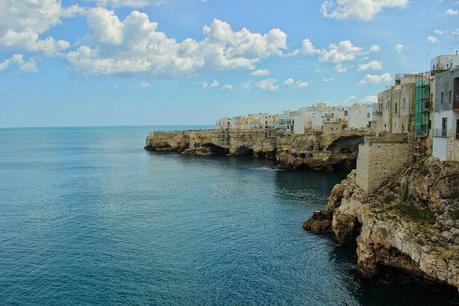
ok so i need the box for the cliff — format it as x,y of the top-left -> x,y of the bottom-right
145,129 -> 366,171
304,157 -> 459,291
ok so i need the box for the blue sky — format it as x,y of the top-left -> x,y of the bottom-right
0,0 -> 458,127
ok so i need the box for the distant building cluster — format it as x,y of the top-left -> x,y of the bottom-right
217,53 -> 459,162
216,102 -> 374,135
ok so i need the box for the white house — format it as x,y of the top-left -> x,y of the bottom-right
432,67 -> 459,161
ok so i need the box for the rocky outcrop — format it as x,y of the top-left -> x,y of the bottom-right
145,129 -> 365,171
304,157 -> 459,291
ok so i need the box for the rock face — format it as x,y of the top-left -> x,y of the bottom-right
304,157 -> 459,291
145,129 -> 365,171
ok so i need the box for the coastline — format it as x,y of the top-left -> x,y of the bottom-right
145,127 -> 459,295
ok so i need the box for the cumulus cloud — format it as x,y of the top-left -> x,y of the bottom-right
394,43 -> 404,53
358,72 -> 391,85
66,11 -> 287,77
95,0 -> 166,7
284,78 -> 308,89
357,60 -> 382,71
257,79 -> 278,91
200,80 -> 232,91
320,40 -> 362,63
251,69 -> 270,76
368,44 -> 381,53
426,35 -> 439,44
321,0 -> 408,21
0,54 -> 38,72
361,95 -> 377,104
286,38 -> 321,57
445,8 -> 458,16
0,0 -> 78,55
335,63 -> 348,73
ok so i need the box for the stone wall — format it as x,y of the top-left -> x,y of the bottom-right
356,136 -> 413,193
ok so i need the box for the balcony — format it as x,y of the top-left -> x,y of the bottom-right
424,100 -> 433,111
432,128 -> 452,138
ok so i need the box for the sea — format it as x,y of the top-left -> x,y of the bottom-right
0,126 -> 457,305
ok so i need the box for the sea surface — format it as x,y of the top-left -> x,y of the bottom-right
0,126 -> 457,305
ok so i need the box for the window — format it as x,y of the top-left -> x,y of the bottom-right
449,91 -> 452,104
457,119 -> 459,140
402,97 -> 406,110
367,113 -> 370,118
441,92 -> 444,104
442,117 -> 448,137
395,103 -> 397,114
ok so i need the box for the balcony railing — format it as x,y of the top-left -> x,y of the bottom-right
432,128 -> 452,138
424,100 -> 432,111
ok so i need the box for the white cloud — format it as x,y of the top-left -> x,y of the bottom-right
284,78 -> 309,89
0,0 -> 76,55
434,29 -> 444,35
86,7 -> 124,45
368,44 -> 381,53
321,0 -> 408,21
426,35 -> 439,44
320,40 -> 362,63
66,12 -> 287,77
209,80 -> 220,88
0,54 -> 38,72
454,29 -> 459,37
335,63 -> 347,73
299,38 -> 320,55
257,79 -> 278,91
322,77 -> 333,82
357,60 -> 382,71
445,8 -> 458,16
221,84 -> 233,91
138,80 -> 151,88
358,72 -> 391,85
286,38 -> 320,57
361,95 -> 377,104
394,43 -> 404,53
284,78 -> 295,86
95,0 -> 166,7
251,69 -> 270,76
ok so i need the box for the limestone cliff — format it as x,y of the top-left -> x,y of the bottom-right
304,157 -> 459,291
145,129 -> 365,171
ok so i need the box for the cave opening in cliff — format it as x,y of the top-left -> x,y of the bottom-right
233,145 -> 254,156
202,143 -> 229,155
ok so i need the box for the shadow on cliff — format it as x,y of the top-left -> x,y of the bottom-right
328,244 -> 459,306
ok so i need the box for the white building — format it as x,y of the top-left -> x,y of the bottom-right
347,103 -> 374,129
432,67 -> 459,161
431,53 -> 459,72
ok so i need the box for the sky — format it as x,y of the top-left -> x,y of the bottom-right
0,0 -> 458,127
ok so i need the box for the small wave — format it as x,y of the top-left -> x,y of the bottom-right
252,166 -> 284,172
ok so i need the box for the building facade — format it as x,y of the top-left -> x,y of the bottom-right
432,67 -> 459,161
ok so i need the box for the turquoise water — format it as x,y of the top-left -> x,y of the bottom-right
0,126 -> 457,305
